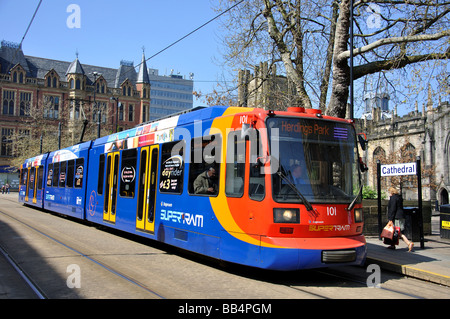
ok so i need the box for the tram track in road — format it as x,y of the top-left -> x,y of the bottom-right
310,268 -> 427,299
0,241 -> 47,299
0,208 -> 166,299
2,196 -> 449,299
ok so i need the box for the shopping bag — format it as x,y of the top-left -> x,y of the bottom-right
383,226 -> 400,246
380,224 -> 394,240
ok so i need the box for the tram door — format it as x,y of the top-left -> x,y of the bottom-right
136,145 -> 159,233
103,152 -> 120,223
26,167 -> 37,203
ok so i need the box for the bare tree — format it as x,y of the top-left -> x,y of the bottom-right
214,0 -> 449,118
11,96 -> 111,167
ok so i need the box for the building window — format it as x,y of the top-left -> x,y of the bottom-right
2,90 -> 15,115
70,100 -> 80,120
95,78 -> 107,94
128,104 -> 134,122
1,128 -> 13,156
12,66 -> 26,84
119,102 -> 124,121
142,104 -> 147,122
75,79 -> 81,90
92,102 -> 107,123
19,92 -> 31,116
43,95 -> 60,119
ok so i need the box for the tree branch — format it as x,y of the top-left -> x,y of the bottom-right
354,50 -> 450,79
338,29 -> 450,60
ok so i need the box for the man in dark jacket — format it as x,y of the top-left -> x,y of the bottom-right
193,167 -> 217,195
387,187 -> 414,251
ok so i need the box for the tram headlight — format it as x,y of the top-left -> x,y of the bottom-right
354,208 -> 363,223
274,208 -> 300,223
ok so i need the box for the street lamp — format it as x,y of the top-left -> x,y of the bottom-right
90,71 -> 102,138
110,96 -> 120,133
350,0 -> 354,120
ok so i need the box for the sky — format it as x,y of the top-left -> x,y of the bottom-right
0,0 -> 228,107
1,1 -> 446,116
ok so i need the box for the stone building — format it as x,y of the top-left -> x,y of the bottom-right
356,92 -> 450,206
0,41 -> 193,182
237,62 -> 296,110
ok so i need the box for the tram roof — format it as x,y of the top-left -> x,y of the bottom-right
92,105 -> 247,147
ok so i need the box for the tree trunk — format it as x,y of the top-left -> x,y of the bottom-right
327,0 -> 351,118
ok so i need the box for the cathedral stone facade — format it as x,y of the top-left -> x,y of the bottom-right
356,96 -> 450,206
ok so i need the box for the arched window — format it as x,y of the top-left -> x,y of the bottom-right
401,143 -> 416,162
70,79 -> 74,89
76,79 -> 81,90
373,146 -> 387,188
373,146 -> 386,162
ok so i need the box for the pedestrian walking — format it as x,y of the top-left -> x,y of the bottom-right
387,187 -> 414,251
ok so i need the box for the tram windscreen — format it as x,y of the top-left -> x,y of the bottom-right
267,117 -> 361,204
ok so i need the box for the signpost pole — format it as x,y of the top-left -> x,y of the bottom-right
417,156 -> 425,248
377,160 -> 382,239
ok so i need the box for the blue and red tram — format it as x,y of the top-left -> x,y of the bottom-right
19,105 -> 367,270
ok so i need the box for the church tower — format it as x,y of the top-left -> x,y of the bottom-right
136,51 -> 151,123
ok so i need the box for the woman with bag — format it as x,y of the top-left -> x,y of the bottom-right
387,187 -> 414,251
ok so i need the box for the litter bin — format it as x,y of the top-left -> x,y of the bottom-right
403,207 -> 421,242
440,204 -> 450,239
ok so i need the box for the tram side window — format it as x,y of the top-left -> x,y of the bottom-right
59,161 -> 67,188
47,163 -> 53,187
29,168 -> 35,190
52,162 -> 59,187
97,154 -> 105,195
249,129 -> 265,201
21,169 -> 27,186
188,134 -> 221,196
226,131 -> 246,197
37,166 -> 44,190
159,140 -> 185,194
66,160 -> 75,188
74,158 -> 84,188
119,149 -> 137,198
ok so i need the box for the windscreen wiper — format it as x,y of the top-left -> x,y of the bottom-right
277,171 -> 313,212
347,183 -> 363,211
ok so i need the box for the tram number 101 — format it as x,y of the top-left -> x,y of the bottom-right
327,207 -> 337,216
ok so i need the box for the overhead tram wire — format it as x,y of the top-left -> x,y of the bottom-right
4,0 -> 43,74
122,0 -> 245,80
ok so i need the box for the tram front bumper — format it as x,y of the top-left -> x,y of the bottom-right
259,235 -> 367,270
